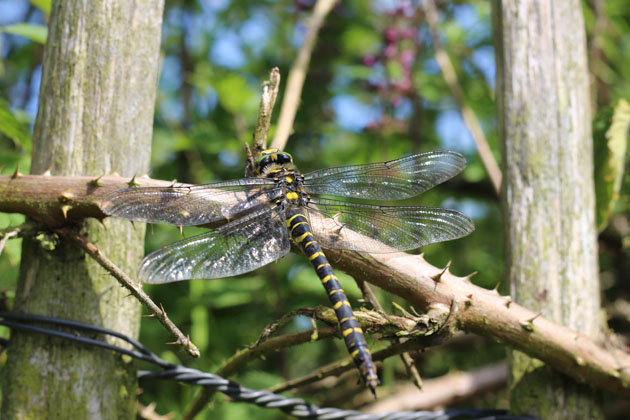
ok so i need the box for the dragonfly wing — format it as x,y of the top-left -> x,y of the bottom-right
102,178 -> 277,226
303,150 -> 466,201
306,198 -> 474,253
138,207 -> 290,283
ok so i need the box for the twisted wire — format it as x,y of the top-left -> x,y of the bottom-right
0,312 -> 537,420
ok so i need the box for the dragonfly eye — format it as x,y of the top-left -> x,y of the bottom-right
256,150 -> 294,174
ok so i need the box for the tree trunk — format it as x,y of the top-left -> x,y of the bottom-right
1,1 -> 163,419
493,1 -> 603,418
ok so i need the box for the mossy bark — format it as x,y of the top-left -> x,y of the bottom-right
493,1 -> 603,418
1,1 -> 163,419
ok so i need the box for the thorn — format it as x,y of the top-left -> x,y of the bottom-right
127,175 -> 139,188
11,163 -> 23,179
504,296 -> 512,308
492,281 -> 502,294
60,191 -> 75,201
165,341 -> 177,345
528,312 -> 542,323
431,261 -> 451,282
575,355 -> 586,366
464,271 -> 478,282
178,225 -> 183,236
143,314 -> 156,318
43,164 -> 53,175
112,171 -> 121,177
159,303 -> 167,316
392,301 -> 414,318
88,175 -> 103,187
169,179 -> 178,188
60,205 -> 71,219
519,312 -> 541,332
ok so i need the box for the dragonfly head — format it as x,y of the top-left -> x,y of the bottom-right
256,149 -> 295,176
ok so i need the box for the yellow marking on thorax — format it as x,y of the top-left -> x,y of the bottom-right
285,191 -> 299,200
351,349 -> 360,357
304,241 -> 316,248
285,176 -> 293,183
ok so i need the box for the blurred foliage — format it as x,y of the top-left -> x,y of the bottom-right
593,99 -> 629,231
0,0 -> 629,418
0,22 -> 47,44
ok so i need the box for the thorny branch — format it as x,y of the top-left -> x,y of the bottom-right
1,172 -> 630,397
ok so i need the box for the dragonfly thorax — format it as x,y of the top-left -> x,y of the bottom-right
267,168 -> 310,208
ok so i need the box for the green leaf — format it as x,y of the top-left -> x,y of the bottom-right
190,305 -> 209,352
0,99 -> 32,151
2,23 -> 48,44
341,25 -> 380,57
29,0 -> 51,16
594,99 -> 630,231
214,74 -> 256,115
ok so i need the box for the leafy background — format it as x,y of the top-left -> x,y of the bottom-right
0,0 -> 628,418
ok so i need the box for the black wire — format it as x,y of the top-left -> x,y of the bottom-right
0,312 -> 538,420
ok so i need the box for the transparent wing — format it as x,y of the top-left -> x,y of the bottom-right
102,178 -> 277,226
306,198 -> 474,253
303,150 -> 466,201
138,207 -> 290,283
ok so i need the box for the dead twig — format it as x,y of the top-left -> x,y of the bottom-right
270,0 -> 337,151
422,0 -> 502,194
55,227 -> 200,358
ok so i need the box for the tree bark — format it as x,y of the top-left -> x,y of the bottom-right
493,1 -> 603,418
1,1 -> 163,419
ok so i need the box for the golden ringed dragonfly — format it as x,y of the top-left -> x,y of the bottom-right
102,149 -> 474,397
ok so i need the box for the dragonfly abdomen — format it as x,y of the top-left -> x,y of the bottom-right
285,208 -> 379,397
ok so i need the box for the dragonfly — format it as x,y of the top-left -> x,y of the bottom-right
102,149 -> 474,397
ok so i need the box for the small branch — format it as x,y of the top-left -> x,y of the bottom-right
363,362 -> 507,413
0,227 -> 21,256
247,68 -> 282,176
182,306 -> 433,420
357,279 -> 423,389
268,336 -> 443,394
270,0 -> 337,151
422,0 -> 502,195
55,227 -> 200,358
252,307 -> 321,347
